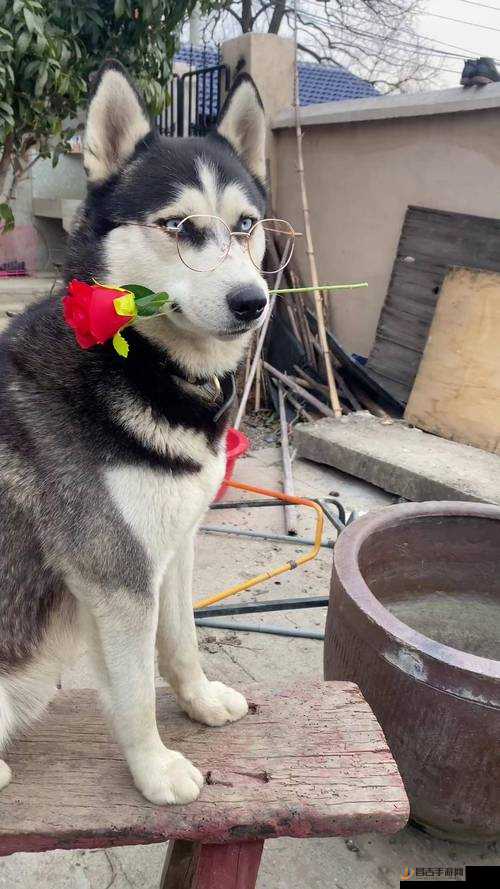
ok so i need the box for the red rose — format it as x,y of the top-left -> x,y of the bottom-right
62,280 -> 135,350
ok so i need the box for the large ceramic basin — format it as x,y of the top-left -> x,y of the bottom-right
324,502 -> 500,841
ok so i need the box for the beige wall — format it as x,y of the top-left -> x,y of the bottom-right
273,108 -> 500,356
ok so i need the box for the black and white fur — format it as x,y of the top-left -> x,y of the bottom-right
0,62 -> 269,804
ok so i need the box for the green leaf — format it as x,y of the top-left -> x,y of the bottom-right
151,291 -> 170,304
135,291 -> 170,316
0,202 -> 15,234
16,31 -> 31,55
121,283 -> 154,300
34,61 -> 48,96
23,9 -> 37,33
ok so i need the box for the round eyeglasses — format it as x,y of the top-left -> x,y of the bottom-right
159,215 -> 302,274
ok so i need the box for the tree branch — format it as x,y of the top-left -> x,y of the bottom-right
201,0 -> 441,93
241,0 -> 252,32
268,0 -> 286,34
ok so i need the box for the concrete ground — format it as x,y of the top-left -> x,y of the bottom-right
0,446 -> 498,887
0,273 -> 60,332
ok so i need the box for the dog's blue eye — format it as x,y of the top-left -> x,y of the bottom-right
160,218 -> 183,231
238,217 -> 254,233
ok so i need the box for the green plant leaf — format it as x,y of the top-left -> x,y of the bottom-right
16,31 -> 31,55
0,0 -> 216,209
135,291 -> 170,316
121,283 -> 154,300
0,202 -> 15,234
23,9 -> 37,33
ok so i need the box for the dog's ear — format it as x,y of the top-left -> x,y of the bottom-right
216,73 -> 266,184
83,60 -> 152,184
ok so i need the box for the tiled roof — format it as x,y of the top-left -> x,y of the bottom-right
175,45 -> 379,105
297,61 -> 378,105
175,45 -> 219,69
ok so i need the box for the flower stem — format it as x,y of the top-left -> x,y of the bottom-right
268,283 -> 368,295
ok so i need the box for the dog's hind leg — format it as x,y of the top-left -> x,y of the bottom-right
157,533 -> 248,727
0,684 -> 14,790
0,595 -> 78,791
77,584 -> 204,805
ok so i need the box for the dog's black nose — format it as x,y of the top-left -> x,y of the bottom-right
227,285 -> 267,322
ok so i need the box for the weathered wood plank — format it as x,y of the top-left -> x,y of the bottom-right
367,205 -> 500,402
161,840 -> 202,888
0,681 -> 408,856
161,841 -> 264,889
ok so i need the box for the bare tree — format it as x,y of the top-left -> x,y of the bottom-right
198,1 -> 442,93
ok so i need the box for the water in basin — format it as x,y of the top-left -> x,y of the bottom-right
385,589 -> 500,660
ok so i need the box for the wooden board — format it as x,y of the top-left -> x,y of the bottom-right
0,681 -> 408,857
367,206 -> 500,403
405,267 -> 500,454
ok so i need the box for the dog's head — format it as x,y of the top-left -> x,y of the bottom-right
79,61 -> 269,348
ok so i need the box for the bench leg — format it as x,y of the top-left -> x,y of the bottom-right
160,839 -> 264,889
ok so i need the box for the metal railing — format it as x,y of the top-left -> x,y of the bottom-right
156,63 -> 230,138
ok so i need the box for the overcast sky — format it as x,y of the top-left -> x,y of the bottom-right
419,0 -> 500,87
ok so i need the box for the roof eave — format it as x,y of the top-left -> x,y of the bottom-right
272,82 -> 500,129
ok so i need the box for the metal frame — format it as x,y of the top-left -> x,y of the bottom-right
193,481 -> 325,610
156,74 -> 179,137
155,63 -> 230,139
195,484 -> 355,639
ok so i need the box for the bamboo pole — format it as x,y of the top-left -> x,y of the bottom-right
350,384 -> 392,420
285,300 -> 301,341
284,389 -> 313,422
263,361 -> 335,417
243,342 -> 252,386
233,266 -> 285,429
292,0 -> 342,418
333,369 -> 362,412
254,358 -> 262,411
294,291 -> 317,368
278,384 -> 297,535
294,365 -> 329,397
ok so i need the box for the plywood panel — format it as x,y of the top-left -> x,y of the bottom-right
367,207 -> 500,403
405,267 -> 500,454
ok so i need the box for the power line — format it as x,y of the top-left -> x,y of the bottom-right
297,10 -> 462,58
296,6 -> 500,64
424,11 -> 500,33
296,3 -> 488,52
419,33 -> 487,56
455,0 -> 500,12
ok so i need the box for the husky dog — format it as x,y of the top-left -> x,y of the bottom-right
0,62 -> 269,804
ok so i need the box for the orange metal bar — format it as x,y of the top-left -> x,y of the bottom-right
193,480 -> 324,610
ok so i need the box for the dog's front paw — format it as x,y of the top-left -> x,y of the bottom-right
130,749 -> 204,805
179,680 -> 248,727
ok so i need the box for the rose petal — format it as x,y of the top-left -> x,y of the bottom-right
89,287 -> 133,344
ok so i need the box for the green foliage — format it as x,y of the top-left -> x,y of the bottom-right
0,202 -> 15,234
0,0 -> 215,230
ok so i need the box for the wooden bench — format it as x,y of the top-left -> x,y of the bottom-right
0,680 -> 409,888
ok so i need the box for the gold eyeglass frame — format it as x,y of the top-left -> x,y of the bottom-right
162,214 -> 303,274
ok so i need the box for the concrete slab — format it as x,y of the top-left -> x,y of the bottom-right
294,412 -> 500,505
1,446 -> 498,886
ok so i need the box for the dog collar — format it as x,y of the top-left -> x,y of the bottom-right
173,372 -> 236,422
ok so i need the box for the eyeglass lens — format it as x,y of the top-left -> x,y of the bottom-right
175,216 -> 295,274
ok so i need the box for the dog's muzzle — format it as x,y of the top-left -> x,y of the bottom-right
227,285 -> 267,324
